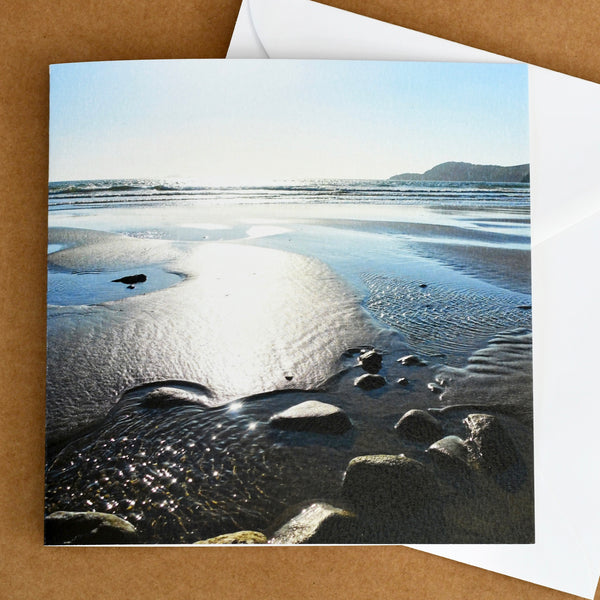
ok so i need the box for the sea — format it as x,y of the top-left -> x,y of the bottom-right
48,177 -> 530,209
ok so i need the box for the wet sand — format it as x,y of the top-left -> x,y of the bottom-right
47,227 -> 380,446
46,200 -> 533,544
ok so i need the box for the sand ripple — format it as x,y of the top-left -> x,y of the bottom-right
362,274 -> 531,361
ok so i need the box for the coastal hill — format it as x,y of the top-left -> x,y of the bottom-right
390,161 -> 530,183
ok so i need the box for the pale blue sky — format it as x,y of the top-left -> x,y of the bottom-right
49,59 -> 529,182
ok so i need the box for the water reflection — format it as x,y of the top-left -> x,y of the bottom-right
47,265 -> 184,306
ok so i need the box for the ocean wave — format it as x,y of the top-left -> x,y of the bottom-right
47,179 -> 530,225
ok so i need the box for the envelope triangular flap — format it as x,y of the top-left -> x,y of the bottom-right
228,0 -> 269,58
246,0 -> 511,61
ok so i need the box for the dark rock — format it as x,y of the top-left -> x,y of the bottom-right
517,305 -> 532,310
394,409 -> 443,443
359,349 -> 383,373
354,373 -> 386,390
194,531 -> 267,544
397,354 -> 427,366
269,400 -> 352,434
126,284 -> 135,289
419,283 -> 428,288
464,413 -> 521,473
396,377 -> 409,386
269,503 -> 356,544
284,373 -> 293,381
45,511 -> 138,545
427,436 -> 470,470
112,273 -> 147,284
342,454 -> 438,514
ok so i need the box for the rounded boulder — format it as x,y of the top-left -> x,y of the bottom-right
465,413 -> 521,473
44,511 -> 138,545
269,503 -> 356,544
397,354 -> 427,366
269,400 -> 352,434
426,435 -> 470,470
194,531 -> 267,544
342,454 -> 438,513
354,373 -> 386,390
394,409 -> 444,444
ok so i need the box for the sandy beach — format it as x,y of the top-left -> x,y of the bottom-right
46,185 -> 533,544
47,226 -> 379,446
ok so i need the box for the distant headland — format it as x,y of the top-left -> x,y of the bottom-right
389,162 -> 530,183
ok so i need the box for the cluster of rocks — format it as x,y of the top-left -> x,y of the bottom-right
46,342 -> 531,545
257,367 -> 530,544
245,346 -> 530,543
188,403 -> 531,544
264,406 -> 531,544
46,403 -> 531,545
352,349 -> 434,392
354,349 -> 386,390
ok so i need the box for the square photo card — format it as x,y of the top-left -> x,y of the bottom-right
46,59 -> 532,545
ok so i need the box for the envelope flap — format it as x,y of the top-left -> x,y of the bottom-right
248,0 -> 512,62
228,0 -> 268,58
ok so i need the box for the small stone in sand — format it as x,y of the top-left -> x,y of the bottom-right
269,400 -> 352,434
397,354 -> 427,366
111,273 -> 147,284
359,349 -> 383,373
354,373 -> 386,390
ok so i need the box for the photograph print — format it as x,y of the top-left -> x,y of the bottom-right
46,59 -> 533,545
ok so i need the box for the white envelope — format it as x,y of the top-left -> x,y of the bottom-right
227,1 -> 600,598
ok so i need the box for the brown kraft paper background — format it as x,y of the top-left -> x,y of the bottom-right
1,1 -> 598,598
